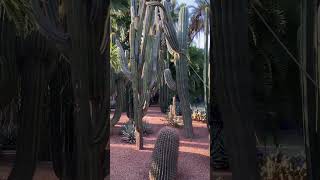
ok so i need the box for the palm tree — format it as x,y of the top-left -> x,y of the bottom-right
188,0 -> 209,41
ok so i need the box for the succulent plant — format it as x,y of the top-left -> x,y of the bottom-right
121,123 -> 136,144
149,127 -> 180,180
120,121 -> 153,144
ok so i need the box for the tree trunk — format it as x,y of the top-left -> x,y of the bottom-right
210,0 -> 258,179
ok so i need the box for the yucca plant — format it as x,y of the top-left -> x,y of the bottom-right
120,121 -> 153,144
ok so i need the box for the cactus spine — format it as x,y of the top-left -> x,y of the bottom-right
149,127 -> 179,180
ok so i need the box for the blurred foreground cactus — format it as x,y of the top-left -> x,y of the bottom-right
149,127 -> 179,180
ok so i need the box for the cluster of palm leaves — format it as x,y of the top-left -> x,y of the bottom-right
249,0 -> 288,98
110,0 -> 130,46
249,0 -> 290,141
188,0 -> 209,41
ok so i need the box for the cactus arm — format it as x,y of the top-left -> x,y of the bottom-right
164,68 -> 176,91
139,5 -> 154,67
136,0 -> 146,32
111,77 -> 126,126
130,0 -> 137,22
115,39 -> 133,80
157,1 -> 180,54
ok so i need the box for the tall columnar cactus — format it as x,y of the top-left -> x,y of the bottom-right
110,70 -> 127,126
159,3 -> 194,138
110,41 -> 128,126
159,47 -> 171,113
114,0 -> 164,150
149,127 -> 179,180
203,7 -> 209,112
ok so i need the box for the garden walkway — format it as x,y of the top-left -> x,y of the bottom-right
110,106 -> 210,180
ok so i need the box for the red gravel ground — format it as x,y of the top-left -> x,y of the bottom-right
110,106 -> 210,180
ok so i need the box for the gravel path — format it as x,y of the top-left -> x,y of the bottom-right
110,107 -> 210,180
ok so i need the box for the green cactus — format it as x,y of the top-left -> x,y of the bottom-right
157,2 -> 193,137
110,73 -> 126,126
149,127 -> 179,180
113,0 -> 165,150
114,0 -> 194,149
110,38 -> 128,126
149,1 -> 193,137
164,68 -> 177,91
159,40 -> 171,113
203,7 -> 209,112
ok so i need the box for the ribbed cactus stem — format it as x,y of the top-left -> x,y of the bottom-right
149,127 -> 179,180
159,33 -> 170,113
124,0 -> 164,150
164,68 -> 176,91
175,6 -> 193,138
203,7 -> 209,112
111,76 -> 126,126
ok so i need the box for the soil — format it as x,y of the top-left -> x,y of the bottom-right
0,106 -> 211,180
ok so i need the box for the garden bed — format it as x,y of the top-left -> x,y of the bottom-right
110,107 -> 210,180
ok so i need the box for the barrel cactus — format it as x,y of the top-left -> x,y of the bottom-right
149,127 -> 179,180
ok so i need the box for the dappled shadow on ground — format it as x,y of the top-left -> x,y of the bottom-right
110,107 -> 210,180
